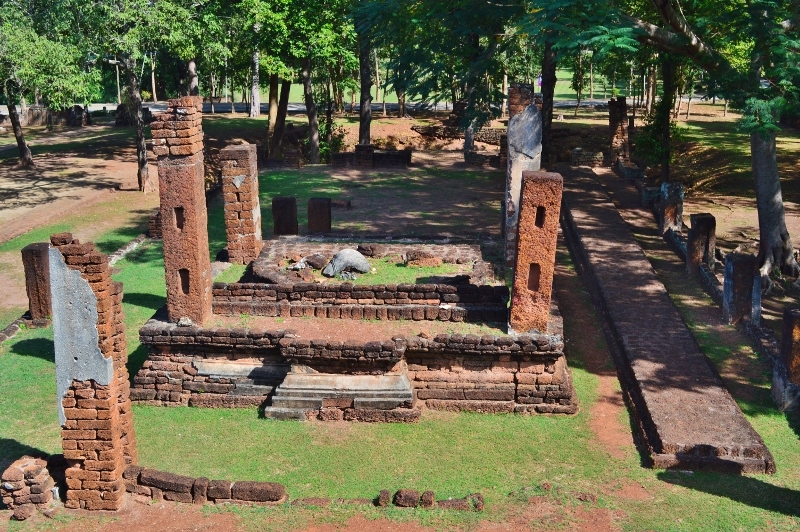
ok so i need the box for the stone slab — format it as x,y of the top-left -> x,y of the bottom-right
49,247 -> 112,425
559,165 -> 774,473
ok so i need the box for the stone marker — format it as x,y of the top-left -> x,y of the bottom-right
272,196 -> 298,236
608,97 -> 629,164
219,143 -> 262,264
658,182 -> 684,235
687,213 -> 716,275
781,308 -> 800,385
21,242 -> 51,320
510,172 -> 562,333
308,197 -> 332,233
722,253 -> 760,325
153,96 -> 212,324
504,102 -> 543,266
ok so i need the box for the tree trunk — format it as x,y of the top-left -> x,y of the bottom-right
751,131 -> 800,285
124,60 -> 153,193
646,65 -> 656,114
115,58 -> 122,104
188,58 -> 199,96
250,49 -> 260,118
301,55 -> 320,164
659,55 -> 677,181
589,61 -> 594,99
267,74 -> 279,145
6,86 -> 33,166
270,79 -> 291,158
501,71 -> 507,118
325,79 -> 333,144
358,31 -> 372,145
373,48 -> 381,113
210,73 -> 215,113
540,39 -> 557,166
151,55 -> 158,102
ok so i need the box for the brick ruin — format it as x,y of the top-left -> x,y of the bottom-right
48,233 -> 137,511
129,114 -> 576,419
608,97 -> 630,165
153,97 -> 212,324
510,172 -> 563,333
219,144 -> 263,264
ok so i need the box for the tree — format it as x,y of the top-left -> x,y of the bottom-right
0,14 -> 94,166
525,0 -> 800,285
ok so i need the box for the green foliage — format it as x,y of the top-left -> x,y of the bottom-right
738,97 -> 786,138
635,109 -> 687,169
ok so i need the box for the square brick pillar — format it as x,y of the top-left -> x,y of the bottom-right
272,196 -> 298,236
510,172 -> 563,333
48,233 -> 137,511
21,242 -> 51,320
782,308 -> 800,385
658,182 -> 684,235
687,213 -> 716,275
504,100 -> 542,267
219,144 -> 262,264
608,97 -> 629,165
722,253 -> 761,325
308,197 -> 332,233
151,97 -> 212,324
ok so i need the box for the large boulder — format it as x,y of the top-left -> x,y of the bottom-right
322,249 -> 371,277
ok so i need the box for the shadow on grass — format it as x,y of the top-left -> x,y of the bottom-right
0,438 -> 49,468
127,344 -> 149,380
124,292 -> 166,312
657,470 -> 800,517
9,337 -> 54,362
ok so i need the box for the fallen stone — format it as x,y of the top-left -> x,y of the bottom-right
437,498 -> 470,511
139,469 -> 194,493
231,481 -> 285,502
12,503 -> 35,520
305,254 -> 329,270
207,480 -> 232,500
393,489 -> 420,508
377,489 -> 391,507
322,249 -> 371,277
420,490 -> 435,509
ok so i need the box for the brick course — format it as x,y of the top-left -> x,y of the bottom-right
219,144 -> 263,264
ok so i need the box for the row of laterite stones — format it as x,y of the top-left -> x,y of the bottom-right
1,455 -> 483,520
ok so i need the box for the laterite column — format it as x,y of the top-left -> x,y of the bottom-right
510,172 -> 562,333
219,144 -> 262,264
152,97 -> 212,324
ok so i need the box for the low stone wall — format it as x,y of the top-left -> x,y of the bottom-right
570,148 -> 604,167
411,125 -> 506,146
147,211 -> 162,239
123,466 -> 286,505
464,151 -> 501,168
1,456 -> 61,521
133,318 -> 576,415
332,147 -> 412,168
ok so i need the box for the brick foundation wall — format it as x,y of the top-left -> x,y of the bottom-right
132,317 -> 575,415
219,144 -> 263,264
570,148 -> 604,167
411,125 -> 506,146
147,211 -> 163,239
211,282 -> 508,323
49,233 -> 137,511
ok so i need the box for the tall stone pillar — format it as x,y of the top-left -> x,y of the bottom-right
510,172 -> 562,333
504,97 -> 542,267
507,83 -> 534,119
219,144 -> 262,264
658,182 -> 684,235
687,213 -> 716,275
722,253 -> 760,325
152,97 -> 212,324
608,97 -> 629,165
21,242 -> 51,320
48,232 -> 137,511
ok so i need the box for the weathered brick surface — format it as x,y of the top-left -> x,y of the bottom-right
560,165 -> 775,473
21,242 -> 52,320
0,457 -> 54,519
782,308 -> 800,385
50,234 -> 138,510
608,97 -> 629,164
687,213 -> 716,275
153,98 -> 212,324
219,144 -> 262,264
510,172 -> 562,333
508,83 -> 534,118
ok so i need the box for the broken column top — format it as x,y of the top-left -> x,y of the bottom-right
151,96 -> 204,158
